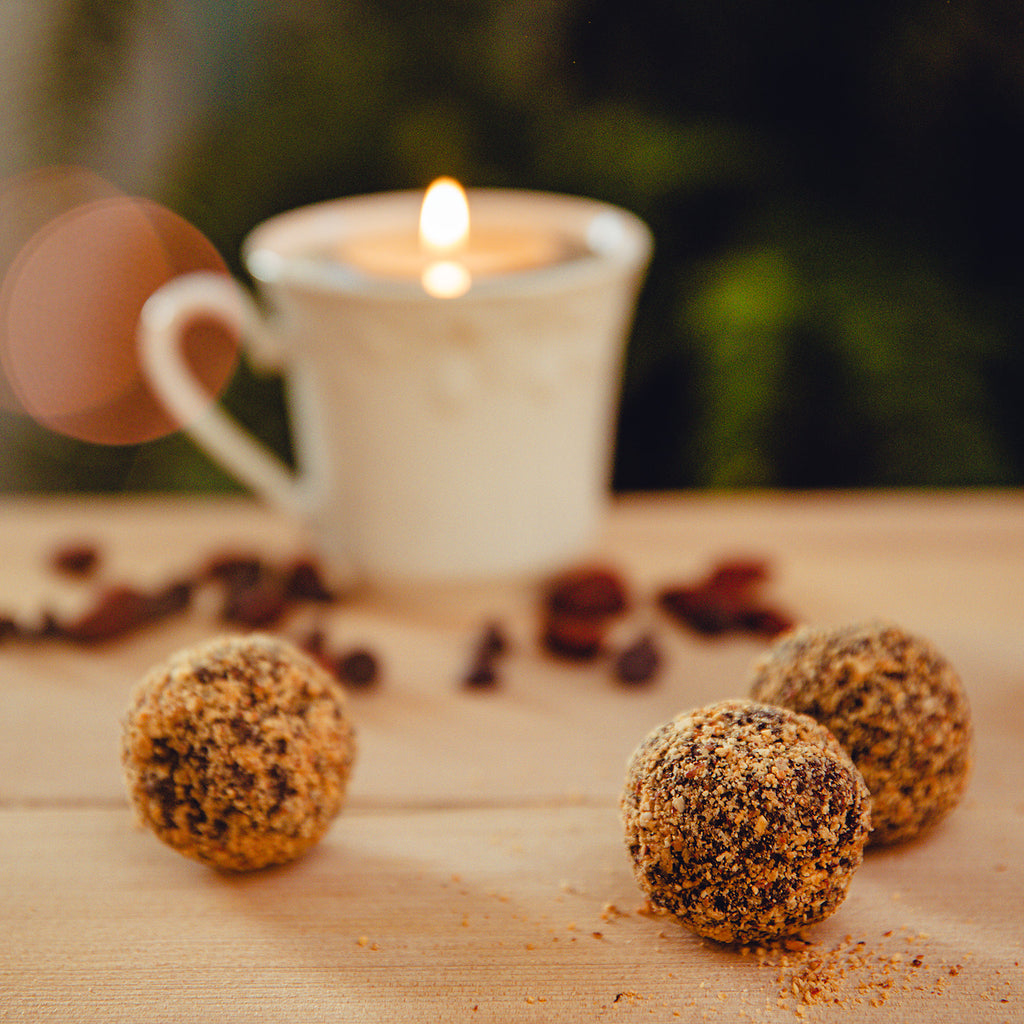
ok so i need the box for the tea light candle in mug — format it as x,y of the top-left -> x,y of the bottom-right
139,181 -> 652,585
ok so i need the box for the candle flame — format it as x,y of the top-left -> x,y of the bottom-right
420,177 -> 471,297
419,177 -> 469,253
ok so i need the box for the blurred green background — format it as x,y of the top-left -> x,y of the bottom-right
2,0 -> 1023,492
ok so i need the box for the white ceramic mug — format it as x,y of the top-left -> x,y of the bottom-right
138,188 -> 652,585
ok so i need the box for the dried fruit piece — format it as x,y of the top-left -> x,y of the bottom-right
336,648 -> 380,690
542,612 -> 606,660
59,580 -> 192,643
614,634 -> 662,686
658,557 -> 794,640
52,542 -> 100,576
541,565 -> 629,661
658,584 -> 737,636
476,621 -> 510,659
296,630 -> 381,690
462,621 -> 510,689
463,658 -> 500,689
206,553 -> 337,628
219,573 -> 289,628
284,559 -> 336,602
545,565 -> 629,618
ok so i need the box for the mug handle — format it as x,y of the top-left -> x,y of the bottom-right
138,272 -> 309,518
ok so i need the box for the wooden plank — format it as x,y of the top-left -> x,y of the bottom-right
2,804 -> 1021,1023
2,493 -> 1023,1022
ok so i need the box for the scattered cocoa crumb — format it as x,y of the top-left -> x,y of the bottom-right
636,898 -> 670,918
52,542 -> 100,577
783,936 -> 813,952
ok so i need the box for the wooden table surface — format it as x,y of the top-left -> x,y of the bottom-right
1,491 -> 1022,1022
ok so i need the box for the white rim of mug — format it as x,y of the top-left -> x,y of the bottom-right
243,188 -> 653,301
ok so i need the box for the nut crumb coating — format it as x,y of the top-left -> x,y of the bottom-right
749,621 -> 972,845
622,699 -> 871,945
121,633 -> 356,871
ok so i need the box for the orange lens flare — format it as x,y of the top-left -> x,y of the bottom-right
0,171 -> 238,446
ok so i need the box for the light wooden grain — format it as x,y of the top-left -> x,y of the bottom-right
2,492 -> 1022,1022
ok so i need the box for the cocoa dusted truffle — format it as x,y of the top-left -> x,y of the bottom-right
121,633 -> 356,871
749,620 -> 972,845
622,699 -> 871,945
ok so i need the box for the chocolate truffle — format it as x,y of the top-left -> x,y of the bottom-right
622,699 -> 870,945
749,620 -> 972,845
121,633 -> 356,870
